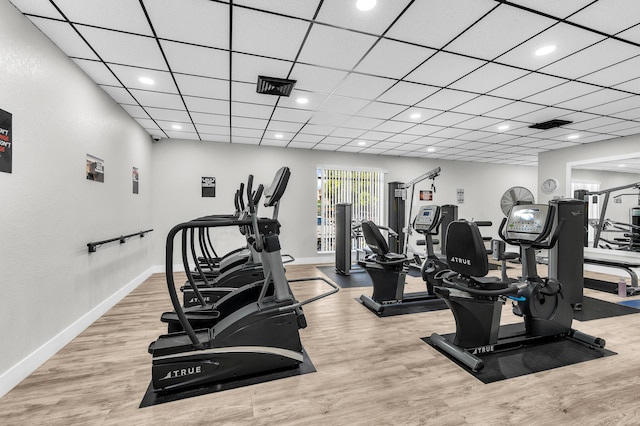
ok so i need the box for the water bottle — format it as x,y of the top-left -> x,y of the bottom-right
618,277 -> 627,297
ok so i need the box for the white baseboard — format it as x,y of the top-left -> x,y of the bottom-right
0,266 -> 155,399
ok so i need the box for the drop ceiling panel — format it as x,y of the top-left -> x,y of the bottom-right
52,0 -> 153,35
144,107 -> 191,123
234,0 -> 319,20
316,0 -> 413,35
77,26 -> 166,69
266,120 -> 304,133
485,101 -> 545,120
376,81 -> 439,106
342,116 -> 385,130
579,55 -> 640,87
165,130 -> 200,141
130,89 -> 184,109
357,102 -> 407,120
29,17 -> 98,60
489,73 -> 566,99
449,63 -> 530,94
524,81 -> 600,106
403,125 -> 445,137
289,64 -> 348,93
158,121 -> 196,133
191,113 -> 228,126
174,74 -> 228,99
231,117 -> 268,129
300,124 -> 337,136
232,53 -> 292,84
429,127 -> 471,139
416,89 -> 478,111
291,133 -> 324,143
505,0 -> 596,18
184,97 -> 229,115
161,41 -> 229,80
233,127 -> 265,138
585,95 -> 640,116
233,8 -> 309,61
231,102 -> 274,119
262,139 -> 290,147
318,95 -> 370,115
109,64 -> 177,93
405,52 -> 485,87
446,5 -> 556,60
512,106 -> 572,123
355,39 -> 435,80
277,92 -> 329,110
541,39 -> 640,80
456,115 -> 504,130
555,89 -> 634,111
297,24 -> 378,70
144,0 -> 229,48
451,95 -> 514,115
425,111 -> 472,127
385,0 -> 496,49
10,0 -> 62,18
578,116 -> 625,130
73,59 -> 121,86
495,22 -> 605,71
568,0 -> 640,35
135,118 -> 160,130
100,86 -> 137,104
386,134 -> 418,143
308,111 -> 350,126
270,107 -> 314,123
334,73 -> 396,100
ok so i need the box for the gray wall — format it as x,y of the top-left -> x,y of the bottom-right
0,1 -> 154,392
151,138 -> 538,265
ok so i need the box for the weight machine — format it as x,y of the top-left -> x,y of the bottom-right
387,167 -> 441,260
574,182 -> 640,250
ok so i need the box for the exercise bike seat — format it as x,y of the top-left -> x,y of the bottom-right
360,221 -> 409,267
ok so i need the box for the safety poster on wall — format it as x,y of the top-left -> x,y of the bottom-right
86,154 -> 104,182
202,177 -> 216,197
133,167 -> 139,194
0,108 -> 12,174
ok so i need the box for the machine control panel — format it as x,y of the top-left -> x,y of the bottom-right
506,204 -> 551,242
415,205 -> 440,232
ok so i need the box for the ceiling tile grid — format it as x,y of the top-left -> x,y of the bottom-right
11,0 -> 640,168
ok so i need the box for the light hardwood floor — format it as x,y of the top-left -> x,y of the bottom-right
2,264 -> 640,425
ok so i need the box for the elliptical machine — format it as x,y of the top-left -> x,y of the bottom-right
429,203 -> 606,372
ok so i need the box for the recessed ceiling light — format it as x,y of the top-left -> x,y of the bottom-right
567,134 -> 580,140
535,45 -> 556,56
498,124 -> 509,131
410,113 -> 421,119
172,124 -> 182,130
356,0 -> 376,11
296,97 -> 308,105
139,77 -> 155,85
618,164 -> 626,168
275,134 -> 283,139
426,147 -> 435,152
357,140 -> 366,146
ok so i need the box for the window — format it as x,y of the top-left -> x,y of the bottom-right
317,168 -> 385,252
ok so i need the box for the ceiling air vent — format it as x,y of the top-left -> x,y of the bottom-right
528,119 -> 573,130
256,75 -> 297,97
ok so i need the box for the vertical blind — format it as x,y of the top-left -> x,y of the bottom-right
317,168 -> 385,252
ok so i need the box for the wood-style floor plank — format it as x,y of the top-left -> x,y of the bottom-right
2,264 -> 640,425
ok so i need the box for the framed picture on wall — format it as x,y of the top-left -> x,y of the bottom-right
133,167 -> 139,194
86,154 -> 104,182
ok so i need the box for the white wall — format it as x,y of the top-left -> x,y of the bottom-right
0,1 -> 154,395
538,134 -> 640,203
151,138 -> 538,264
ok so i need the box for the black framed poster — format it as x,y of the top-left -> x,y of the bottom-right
202,177 -> 216,197
0,108 -> 12,174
